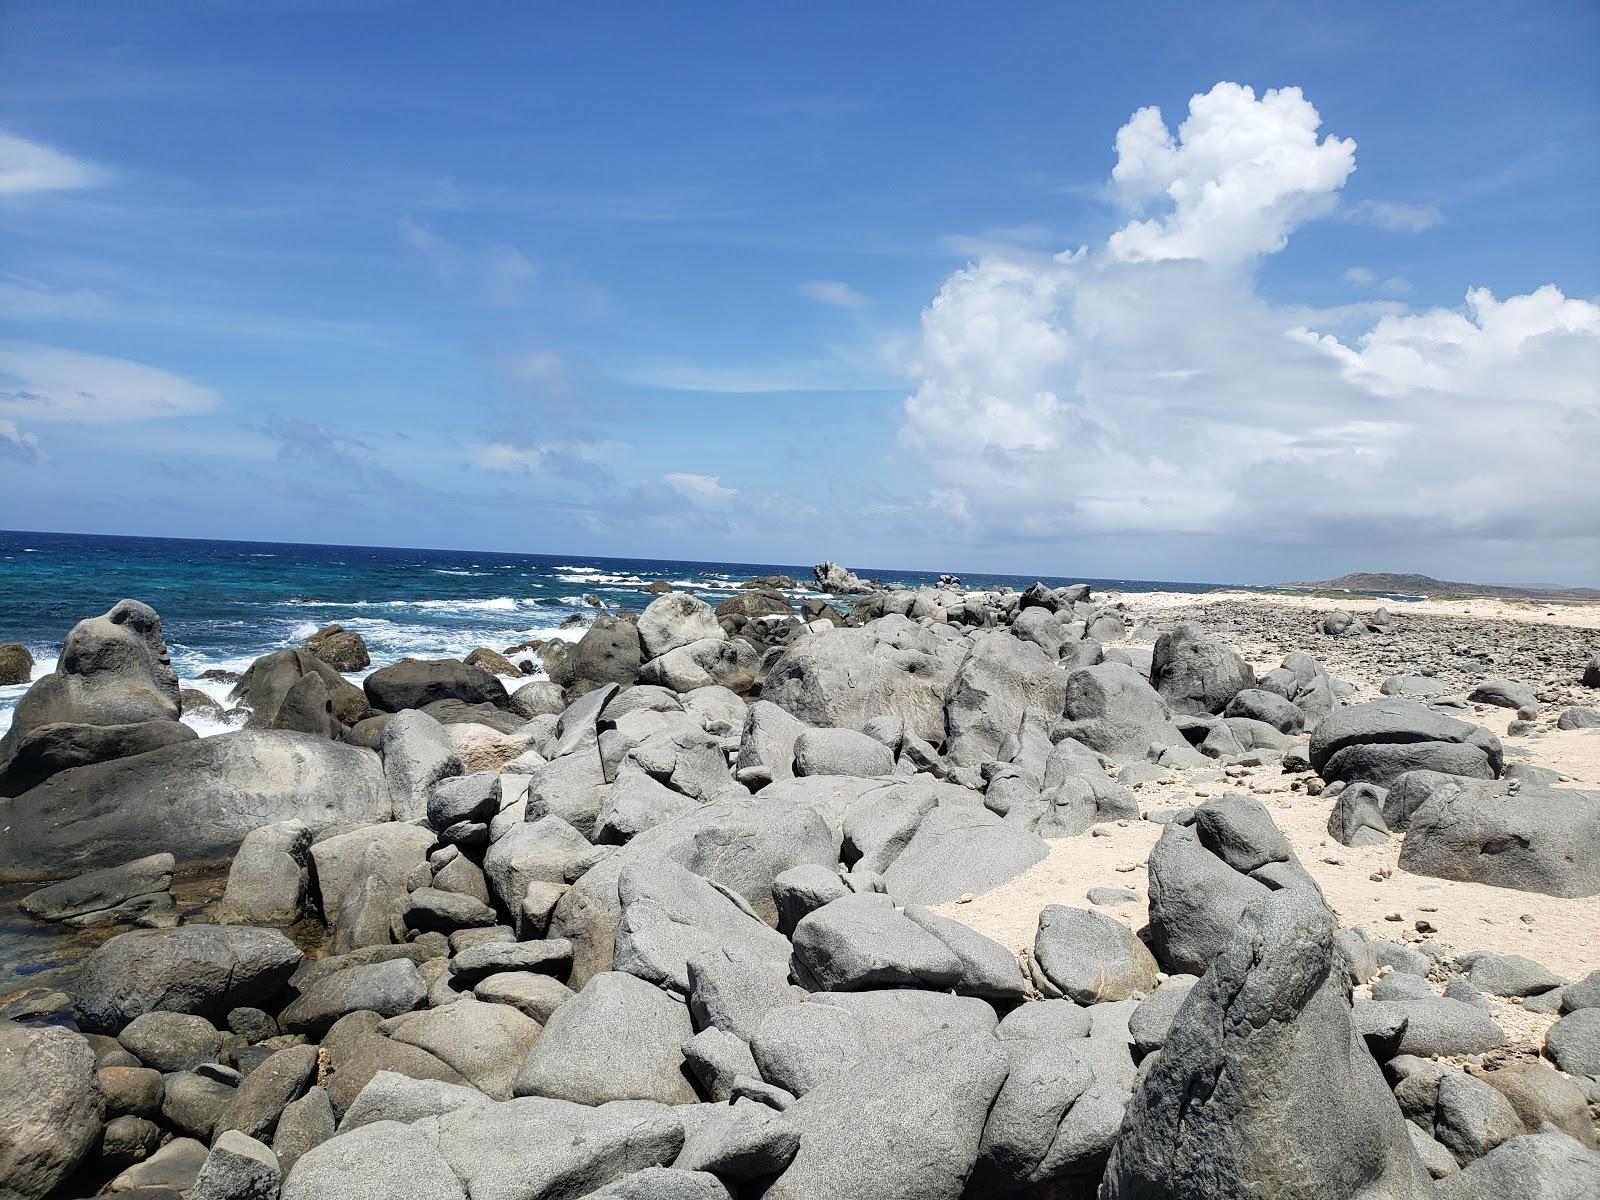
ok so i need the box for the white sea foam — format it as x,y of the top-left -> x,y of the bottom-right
414,596 -> 521,613
433,569 -> 492,576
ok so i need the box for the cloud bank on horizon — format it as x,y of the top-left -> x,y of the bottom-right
902,83 -> 1599,556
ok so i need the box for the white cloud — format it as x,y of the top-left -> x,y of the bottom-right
799,280 -> 870,308
401,217 -> 536,306
1344,199 -> 1441,233
0,342 -> 219,422
1108,84 -> 1356,265
900,82 -> 1600,558
0,418 -> 41,463
473,439 -> 620,473
1344,266 -> 1411,297
663,471 -> 737,508
0,131 -> 108,194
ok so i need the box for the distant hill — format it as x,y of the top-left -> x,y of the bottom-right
1287,571 -> 1600,602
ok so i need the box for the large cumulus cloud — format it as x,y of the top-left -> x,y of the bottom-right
900,83 -> 1600,564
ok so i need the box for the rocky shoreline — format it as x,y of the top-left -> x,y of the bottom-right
2,565 -> 1598,1198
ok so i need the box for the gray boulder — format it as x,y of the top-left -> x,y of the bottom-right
1433,1070 -> 1526,1166
975,1005 -> 1137,1192
673,1099 -> 800,1181
18,851 -> 174,927
219,1042 -> 318,1143
192,1130 -> 280,1200
270,1086 -> 335,1176
1102,888 -> 1430,1199
1310,699 -> 1502,786
0,599 -> 179,764
1224,687 -> 1305,733
382,710 -> 462,824
586,1168 -> 730,1199
0,718 -> 197,798
1399,778 -> 1600,897
568,614 -> 644,693
1353,997 -> 1507,1058
902,905 -> 1028,1001
280,1119 -> 467,1200
118,1011 -> 221,1072
1465,952 -> 1566,997
75,925 -> 302,1034
762,622 -> 957,744
1434,1132 -> 1600,1200
0,1020 -> 104,1200
638,593 -> 723,661
1328,782 -> 1391,846
302,623 -> 369,671
879,803 -> 1047,905
364,657 -> 510,713
1149,622 -> 1255,716
1469,676 -> 1539,711
1480,1061 -> 1596,1149
1557,706 -> 1600,730
791,727 -> 893,778
686,948 -> 801,1042
763,1029 -> 1008,1200
430,1096 -> 686,1200
278,958 -> 427,1036
231,648 -> 365,732
1544,1008 -> 1600,1076
1032,905 -> 1158,1003
310,821 -> 435,928
944,630 -> 1067,767
551,796 -> 835,986
1056,661 -> 1187,764
1143,794 -> 1317,975
1257,651 -> 1337,722
217,821 -> 312,926
338,1072 -> 487,1131
790,893 -> 962,992
514,971 -> 697,1105
734,700 -> 807,785
638,637 -> 758,695
613,862 -> 790,996
0,729 -> 391,882
379,997 -> 541,1101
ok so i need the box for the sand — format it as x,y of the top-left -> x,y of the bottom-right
1120,587 -> 1600,631
933,603 -> 1600,1057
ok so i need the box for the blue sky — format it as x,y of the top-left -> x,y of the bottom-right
3,2 -> 1598,584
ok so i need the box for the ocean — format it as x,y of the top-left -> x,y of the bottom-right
0,529 -> 1223,738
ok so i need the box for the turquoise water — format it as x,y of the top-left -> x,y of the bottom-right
0,529 -> 1222,736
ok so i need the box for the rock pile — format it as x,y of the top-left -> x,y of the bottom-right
1,575 -> 1597,1198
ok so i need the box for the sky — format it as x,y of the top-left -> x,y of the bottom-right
2,2 -> 1598,585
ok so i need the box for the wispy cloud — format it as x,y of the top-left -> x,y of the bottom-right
799,280 -> 870,309
0,342 -> 218,422
0,277 -> 403,349
473,439 -> 623,480
663,471 -> 737,509
607,356 -> 899,395
0,131 -> 109,195
1342,199 -> 1441,232
400,217 -> 536,307
0,418 -> 41,464
1342,266 -> 1412,296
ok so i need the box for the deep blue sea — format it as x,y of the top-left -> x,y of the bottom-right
0,529 -> 1225,737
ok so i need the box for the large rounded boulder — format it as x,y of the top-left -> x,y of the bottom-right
0,599 -> 181,767
1309,699 -> 1502,786
0,728 -> 391,881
